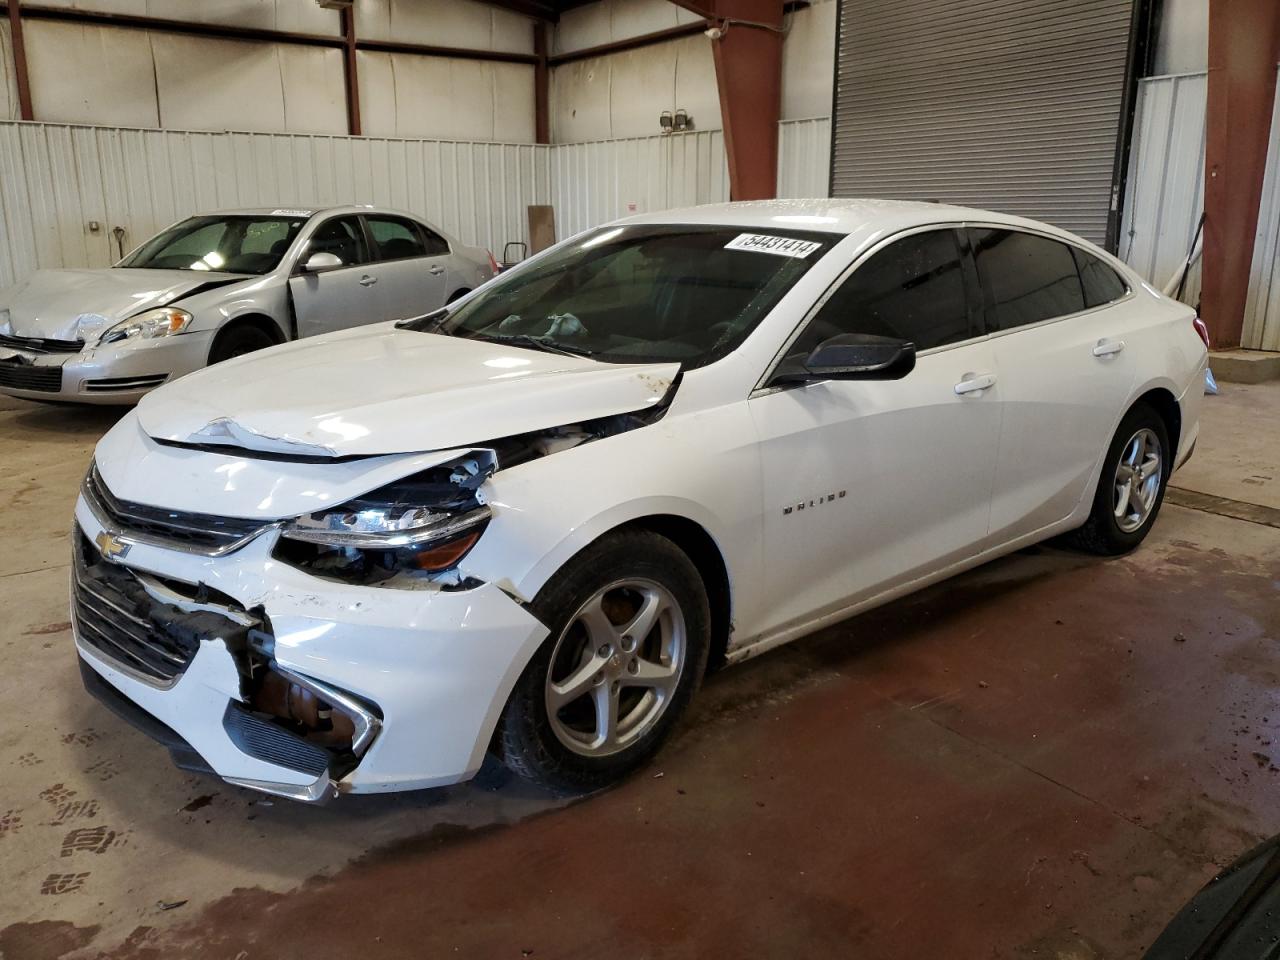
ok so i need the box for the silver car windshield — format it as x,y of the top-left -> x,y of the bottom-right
429,224 -> 841,367
119,215 -> 310,275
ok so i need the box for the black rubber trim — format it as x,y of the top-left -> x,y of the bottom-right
78,658 -> 216,777
221,701 -> 329,777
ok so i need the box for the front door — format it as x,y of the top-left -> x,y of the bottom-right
288,215 -> 379,338
747,228 -> 1002,641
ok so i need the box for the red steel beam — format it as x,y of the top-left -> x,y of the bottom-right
1202,0 -> 1280,349
534,22 -> 550,144
6,0 -> 32,120
340,6 -> 361,137
675,0 -> 783,201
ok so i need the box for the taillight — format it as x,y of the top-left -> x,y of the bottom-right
486,249 -> 500,274
1192,316 -> 1210,351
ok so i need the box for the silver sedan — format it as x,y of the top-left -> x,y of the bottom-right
0,205 -> 497,404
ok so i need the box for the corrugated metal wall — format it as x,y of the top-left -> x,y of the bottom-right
830,0 -> 1134,245
1119,71 -> 1207,304
0,121 -> 551,289
1244,72 -> 1280,351
549,129 -> 729,238
776,118 -> 832,199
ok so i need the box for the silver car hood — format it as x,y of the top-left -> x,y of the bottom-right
135,324 -> 680,458
1,268 -> 248,341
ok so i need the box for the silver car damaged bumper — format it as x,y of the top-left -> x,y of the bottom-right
0,330 -> 214,404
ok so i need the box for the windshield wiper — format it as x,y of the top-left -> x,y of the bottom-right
395,307 -> 449,332
472,333 -> 595,358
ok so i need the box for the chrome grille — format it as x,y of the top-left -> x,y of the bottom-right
0,332 -> 83,354
73,536 -> 199,685
83,464 -> 274,556
73,530 -> 259,686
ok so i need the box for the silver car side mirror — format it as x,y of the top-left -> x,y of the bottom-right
302,251 -> 343,273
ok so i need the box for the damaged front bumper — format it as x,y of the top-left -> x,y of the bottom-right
71,491 -> 550,802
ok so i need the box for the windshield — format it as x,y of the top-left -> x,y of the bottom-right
428,224 -> 841,366
119,215 -> 310,275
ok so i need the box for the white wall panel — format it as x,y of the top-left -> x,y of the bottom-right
357,52 -> 535,143
777,117 -> 832,198
550,35 -> 719,142
32,0 -> 343,35
554,0 -> 703,55
355,0 -> 534,54
1243,72 -> 1280,351
781,0 -> 836,121
549,130 -> 728,239
25,21 -> 159,128
0,121 -> 551,291
1119,72 -> 1206,305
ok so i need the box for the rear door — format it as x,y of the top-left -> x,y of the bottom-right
747,227 -> 1002,639
288,215 -> 379,337
973,227 -> 1137,543
364,215 -> 449,321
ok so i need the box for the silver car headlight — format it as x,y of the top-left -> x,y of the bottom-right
275,455 -> 494,582
100,307 -> 193,345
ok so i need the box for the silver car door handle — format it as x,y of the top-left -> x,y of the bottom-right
1092,338 -> 1125,357
359,274 -> 377,287
954,373 -> 997,396
428,264 -> 445,276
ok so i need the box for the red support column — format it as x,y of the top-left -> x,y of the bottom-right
7,0 -> 34,121
1202,0 -> 1280,348
340,5 -> 361,137
534,21 -> 550,144
672,0 -> 783,201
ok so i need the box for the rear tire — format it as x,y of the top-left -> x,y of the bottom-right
208,324 -> 276,365
497,530 -> 711,793
1068,402 -> 1171,556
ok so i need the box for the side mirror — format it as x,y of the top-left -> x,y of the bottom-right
302,251 -> 343,273
770,333 -> 916,386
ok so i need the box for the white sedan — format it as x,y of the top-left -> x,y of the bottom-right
72,200 -> 1207,801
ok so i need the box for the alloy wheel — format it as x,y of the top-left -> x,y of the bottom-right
544,578 -> 686,758
1113,427 -> 1163,533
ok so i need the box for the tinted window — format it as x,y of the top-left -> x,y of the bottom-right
421,226 -> 449,257
971,229 -> 1085,330
367,217 -> 427,261
119,215 -> 308,274
1072,247 -> 1128,308
308,216 -> 368,266
432,225 -> 838,366
791,229 -> 972,357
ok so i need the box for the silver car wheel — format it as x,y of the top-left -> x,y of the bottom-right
544,578 -> 686,758
1113,427 -> 1163,533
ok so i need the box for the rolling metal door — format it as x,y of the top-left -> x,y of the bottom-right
831,0 -> 1135,245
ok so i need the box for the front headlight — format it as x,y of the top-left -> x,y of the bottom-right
100,306 -> 193,345
275,454 -> 493,584
0,308 -> 10,337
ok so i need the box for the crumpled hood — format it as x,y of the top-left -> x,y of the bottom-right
136,324 -> 680,457
1,268 -> 246,341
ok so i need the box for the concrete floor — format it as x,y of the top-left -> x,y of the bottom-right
0,382 -> 1277,960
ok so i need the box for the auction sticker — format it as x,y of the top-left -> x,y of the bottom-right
724,233 -> 821,258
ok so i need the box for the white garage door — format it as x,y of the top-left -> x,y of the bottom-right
830,0 -> 1135,245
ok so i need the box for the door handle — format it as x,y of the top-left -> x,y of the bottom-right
954,373 -> 996,396
428,264 -> 445,276
359,275 -> 377,287
1092,338 -> 1125,357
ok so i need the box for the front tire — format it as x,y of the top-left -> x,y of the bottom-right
208,324 -> 276,365
497,530 -> 711,793
1069,402 -> 1171,555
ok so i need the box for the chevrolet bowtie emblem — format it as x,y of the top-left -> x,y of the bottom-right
94,530 -> 131,561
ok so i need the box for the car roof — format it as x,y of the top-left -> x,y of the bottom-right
616,198 -> 1086,243
201,205 -> 420,220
